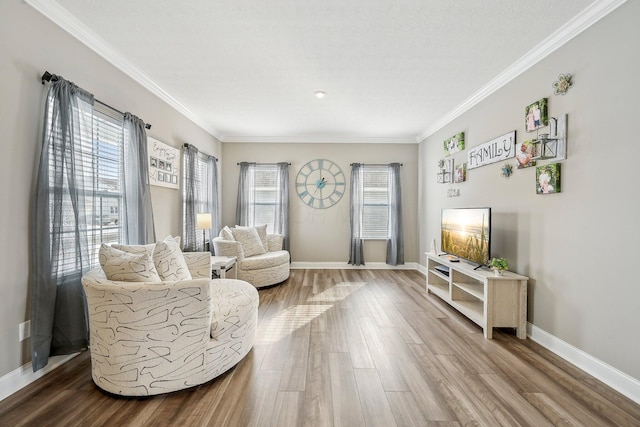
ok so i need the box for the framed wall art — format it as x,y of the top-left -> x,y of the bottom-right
443,132 -> 465,156
536,163 -> 561,194
525,98 -> 548,133
148,137 -> 180,190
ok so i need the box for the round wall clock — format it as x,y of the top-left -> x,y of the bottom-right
296,159 -> 346,209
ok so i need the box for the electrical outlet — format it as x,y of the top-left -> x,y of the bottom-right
18,320 -> 30,341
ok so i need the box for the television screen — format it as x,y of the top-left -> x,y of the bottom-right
441,207 -> 491,266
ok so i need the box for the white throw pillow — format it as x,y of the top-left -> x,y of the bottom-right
111,243 -> 155,257
153,239 -> 192,281
220,226 -> 234,241
99,244 -> 161,282
230,227 -> 266,257
236,224 -> 268,252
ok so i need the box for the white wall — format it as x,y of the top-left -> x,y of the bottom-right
0,0 -> 219,377
419,0 -> 640,381
220,143 -> 419,264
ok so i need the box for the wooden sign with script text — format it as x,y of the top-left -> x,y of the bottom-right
467,131 -> 516,169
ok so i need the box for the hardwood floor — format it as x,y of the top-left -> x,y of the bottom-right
1,269 -> 639,426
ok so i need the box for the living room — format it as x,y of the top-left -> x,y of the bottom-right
1,0 -> 639,424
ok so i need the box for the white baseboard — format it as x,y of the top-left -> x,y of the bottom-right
0,353 -> 79,402
527,323 -> 640,404
290,261 -> 420,270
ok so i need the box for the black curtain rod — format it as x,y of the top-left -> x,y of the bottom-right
41,71 -> 152,130
237,162 -> 291,165
350,163 -> 403,166
182,143 -> 218,161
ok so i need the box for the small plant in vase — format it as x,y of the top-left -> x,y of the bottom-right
490,257 -> 509,276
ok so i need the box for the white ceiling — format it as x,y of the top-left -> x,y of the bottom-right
31,0 -> 621,143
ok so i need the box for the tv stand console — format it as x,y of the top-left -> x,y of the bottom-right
426,252 -> 528,339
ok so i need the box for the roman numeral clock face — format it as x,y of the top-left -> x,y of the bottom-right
296,159 -> 346,209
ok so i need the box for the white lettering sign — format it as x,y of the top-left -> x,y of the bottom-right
467,131 -> 516,169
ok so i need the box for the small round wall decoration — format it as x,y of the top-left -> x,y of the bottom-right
296,159 -> 346,209
501,163 -> 514,178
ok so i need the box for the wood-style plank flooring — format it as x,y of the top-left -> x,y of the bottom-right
1,269 -> 639,426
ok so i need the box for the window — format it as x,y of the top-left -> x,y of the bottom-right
253,165 -> 278,233
361,166 -> 389,239
49,102 -> 124,274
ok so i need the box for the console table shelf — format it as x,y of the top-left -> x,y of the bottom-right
425,252 -> 528,339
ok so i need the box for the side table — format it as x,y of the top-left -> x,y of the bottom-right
211,256 -> 237,279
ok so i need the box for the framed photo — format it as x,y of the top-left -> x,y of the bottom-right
443,132 -> 465,156
147,137 -> 180,190
516,140 -> 536,169
454,162 -> 467,183
536,163 -> 561,194
525,98 -> 548,133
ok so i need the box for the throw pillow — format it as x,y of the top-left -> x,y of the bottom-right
230,226 -> 266,257
220,226 -> 234,241
111,243 -> 155,257
236,224 -> 268,252
153,239 -> 192,281
99,244 -> 161,282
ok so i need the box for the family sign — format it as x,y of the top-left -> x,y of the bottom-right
467,131 -> 516,169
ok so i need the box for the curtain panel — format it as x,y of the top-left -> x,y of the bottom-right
348,163 -> 365,265
31,76 -> 94,371
206,155 -> 221,252
182,145 -> 201,251
235,162 -> 255,227
274,162 -> 290,251
386,163 -> 404,265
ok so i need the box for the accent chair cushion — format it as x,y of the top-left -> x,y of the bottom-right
99,244 -> 161,282
153,238 -> 192,281
220,226 -> 235,241
230,226 -> 266,258
111,243 -> 156,257
236,224 -> 268,252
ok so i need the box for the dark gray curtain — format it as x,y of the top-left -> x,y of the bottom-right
206,155 -> 221,253
31,76 -> 94,371
274,162 -> 290,251
348,163 -> 365,265
122,113 -> 155,245
386,163 -> 404,265
235,162 -> 254,226
182,144 -> 200,251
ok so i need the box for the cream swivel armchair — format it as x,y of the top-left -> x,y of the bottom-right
81,239 -> 259,396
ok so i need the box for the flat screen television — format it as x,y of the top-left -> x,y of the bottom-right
441,207 -> 491,266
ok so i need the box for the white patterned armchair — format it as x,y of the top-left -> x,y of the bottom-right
81,248 -> 259,397
213,225 -> 290,289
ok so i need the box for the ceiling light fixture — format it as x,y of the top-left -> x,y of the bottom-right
314,91 -> 326,99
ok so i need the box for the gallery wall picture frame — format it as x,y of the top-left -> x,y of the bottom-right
454,162 -> 467,183
467,130 -> 516,170
536,163 -> 561,194
516,140 -> 537,169
525,98 -> 548,133
443,132 -> 465,156
148,137 -> 180,190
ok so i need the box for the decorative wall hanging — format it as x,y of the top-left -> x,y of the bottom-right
536,163 -> 561,194
553,74 -> 573,95
531,115 -> 568,163
454,162 -> 467,183
525,98 -> 548,133
467,131 -> 516,170
501,163 -> 513,178
148,137 -> 179,189
437,158 -> 454,183
447,188 -> 460,197
443,132 -> 465,156
516,140 -> 537,169
296,159 -> 346,208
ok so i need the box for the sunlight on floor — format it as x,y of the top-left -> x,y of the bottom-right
255,281 -> 367,344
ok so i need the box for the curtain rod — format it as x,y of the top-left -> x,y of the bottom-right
350,163 -> 403,166
237,162 -> 291,165
41,71 -> 152,130
183,143 -> 218,161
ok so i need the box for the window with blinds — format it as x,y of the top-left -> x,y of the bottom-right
49,102 -> 124,274
253,165 -> 277,233
183,153 -> 209,215
361,166 -> 389,240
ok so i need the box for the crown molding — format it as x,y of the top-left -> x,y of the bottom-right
417,0 -> 628,142
24,0 -> 222,139
221,135 -> 417,144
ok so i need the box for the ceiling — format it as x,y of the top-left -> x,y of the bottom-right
31,0 -> 619,143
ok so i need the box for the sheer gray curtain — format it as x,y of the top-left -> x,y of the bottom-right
386,163 -> 404,265
122,113 -> 155,245
206,155 -> 221,253
348,163 -> 365,265
274,162 -> 290,251
31,76 -> 94,371
236,162 -> 255,226
182,144 -> 200,251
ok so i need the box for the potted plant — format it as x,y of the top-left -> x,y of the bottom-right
489,257 -> 509,276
